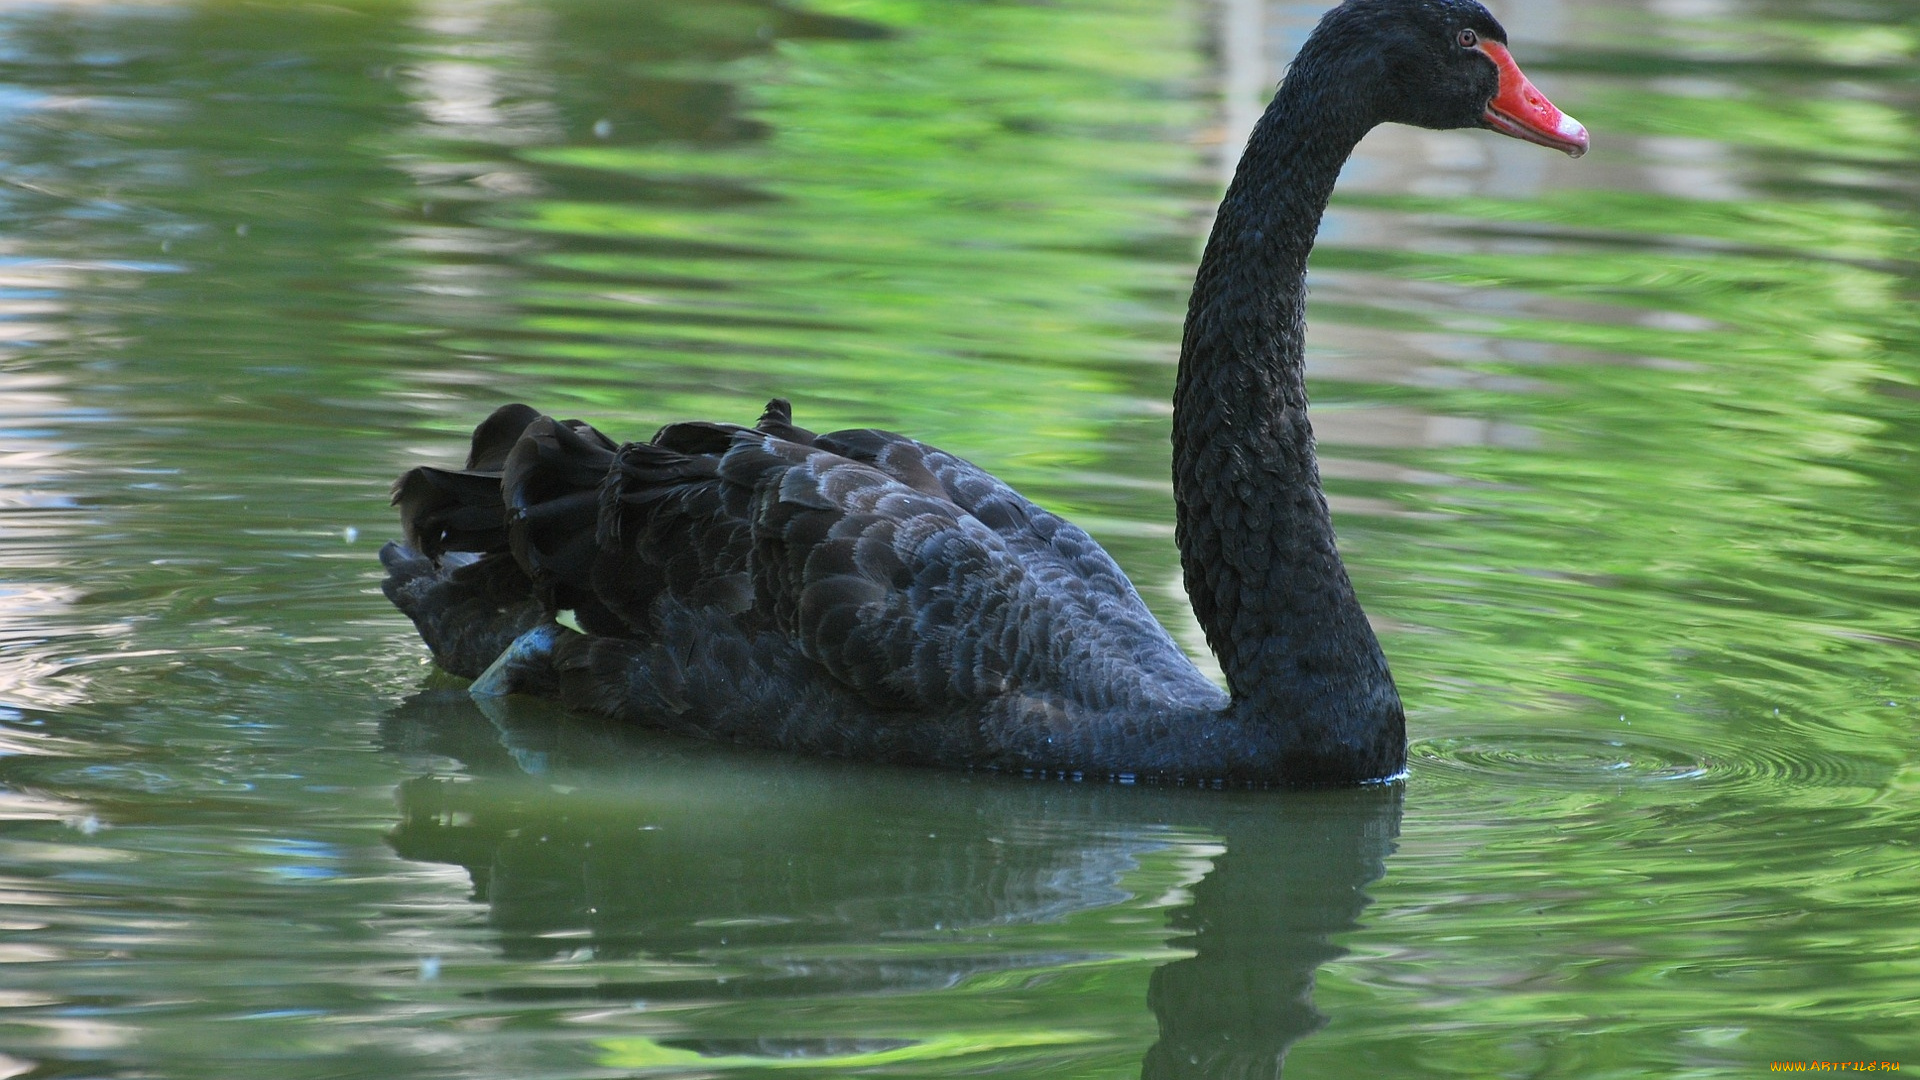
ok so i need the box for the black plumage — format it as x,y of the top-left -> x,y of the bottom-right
381,0 -> 1585,785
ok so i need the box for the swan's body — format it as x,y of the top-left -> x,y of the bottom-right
382,0 -> 1586,786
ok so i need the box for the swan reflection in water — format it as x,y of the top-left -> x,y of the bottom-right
382,691 -> 1403,1078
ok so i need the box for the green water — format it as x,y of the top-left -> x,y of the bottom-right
0,0 -> 1915,1074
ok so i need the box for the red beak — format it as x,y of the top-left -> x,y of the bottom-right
1477,41 -> 1588,158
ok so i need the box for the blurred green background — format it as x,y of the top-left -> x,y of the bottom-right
0,0 -> 1915,1075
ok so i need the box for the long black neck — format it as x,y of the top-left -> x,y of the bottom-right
1174,50 -> 1405,782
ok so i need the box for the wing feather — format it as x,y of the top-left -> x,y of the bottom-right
393,398 -> 1218,723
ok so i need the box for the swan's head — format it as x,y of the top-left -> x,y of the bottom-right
1307,0 -> 1589,158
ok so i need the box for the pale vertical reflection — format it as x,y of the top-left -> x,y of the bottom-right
1245,0 -> 1578,464
1649,0 -> 1739,18
1642,134 -> 1748,201
0,249 -> 102,709
1217,0 -> 1266,184
0,383 -> 106,708
404,0 -> 561,148
390,0 -> 559,399
0,13 -> 161,710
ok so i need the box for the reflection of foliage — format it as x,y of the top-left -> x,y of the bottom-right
597,1030 -> 1101,1071
379,697 -> 1398,1079
398,0 -> 1217,633
1586,88 -> 1914,162
1,0 -> 1917,1072
383,737 -> 1230,1079
1315,99 -> 1920,742
477,0 -> 1206,494
1339,190 -> 1919,265
1292,22 -> 1920,1067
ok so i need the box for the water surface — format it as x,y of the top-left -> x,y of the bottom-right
0,0 -> 1916,1075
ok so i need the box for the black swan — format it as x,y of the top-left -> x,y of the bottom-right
381,0 -> 1587,786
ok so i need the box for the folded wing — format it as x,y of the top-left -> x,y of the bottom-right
389,400 -> 1216,716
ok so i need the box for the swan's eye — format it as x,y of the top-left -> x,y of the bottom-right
1457,28 -> 1479,48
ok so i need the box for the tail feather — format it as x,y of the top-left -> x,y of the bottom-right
501,417 -> 618,616
755,397 -> 816,444
385,404 -> 621,670
466,402 -> 543,470
392,403 -> 547,558
393,466 -> 508,557
385,398 -> 922,696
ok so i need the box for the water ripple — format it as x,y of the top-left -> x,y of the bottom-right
1411,726 -> 1888,793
